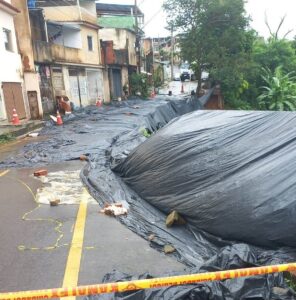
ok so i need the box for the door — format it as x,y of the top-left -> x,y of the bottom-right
37,65 -> 55,114
28,91 -> 40,120
2,82 -> 26,121
87,70 -> 104,104
112,69 -> 122,99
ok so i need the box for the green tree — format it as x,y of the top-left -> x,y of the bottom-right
163,0 -> 252,100
258,66 -> 296,111
130,73 -> 151,98
253,38 -> 296,74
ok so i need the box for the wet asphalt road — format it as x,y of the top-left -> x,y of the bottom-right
0,141 -> 186,294
159,80 -> 198,96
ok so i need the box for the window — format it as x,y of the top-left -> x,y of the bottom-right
87,36 -> 93,51
3,28 -> 13,52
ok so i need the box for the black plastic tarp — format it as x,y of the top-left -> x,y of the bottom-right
87,244 -> 296,300
113,110 -> 296,249
1,94 -> 296,299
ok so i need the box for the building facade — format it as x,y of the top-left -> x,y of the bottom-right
12,0 -> 43,120
29,0 -> 109,112
97,3 -> 143,100
0,0 -> 31,121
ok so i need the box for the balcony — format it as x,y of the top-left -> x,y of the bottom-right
33,41 -> 83,64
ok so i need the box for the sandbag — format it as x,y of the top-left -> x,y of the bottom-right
114,110 -> 296,248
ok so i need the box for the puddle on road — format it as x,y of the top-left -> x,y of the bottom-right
35,170 -> 96,205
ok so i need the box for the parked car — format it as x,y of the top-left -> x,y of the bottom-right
180,62 -> 195,81
173,72 -> 181,81
180,71 -> 191,81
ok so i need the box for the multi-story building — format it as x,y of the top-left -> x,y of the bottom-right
28,0 -> 109,111
0,0 -> 32,121
12,0 -> 43,120
97,3 -> 144,100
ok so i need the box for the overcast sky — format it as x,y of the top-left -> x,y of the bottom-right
97,0 -> 296,39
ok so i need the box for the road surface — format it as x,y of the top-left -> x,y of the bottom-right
0,140 -> 186,294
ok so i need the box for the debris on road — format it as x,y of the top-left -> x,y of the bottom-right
49,199 -> 60,206
28,132 -> 39,138
166,211 -> 186,227
100,203 -> 128,216
35,170 -> 95,205
33,169 -> 48,177
2,96 -> 295,299
148,234 -> 155,241
164,244 -> 176,254
79,154 -> 89,161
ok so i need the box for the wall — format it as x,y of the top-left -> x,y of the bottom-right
80,0 -> 97,23
35,26 -> 101,66
47,23 -> 82,49
43,6 -> 81,22
12,0 -> 43,118
0,9 -> 22,82
42,5 -> 97,24
126,30 -> 136,66
100,28 -> 136,66
0,6 -> 23,119
80,25 -> 101,65
11,0 -> 34,71
121,67 -> 128,87
100,28 -> 126,49
103,69 -> 110,103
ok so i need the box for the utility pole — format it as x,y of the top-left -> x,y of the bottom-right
135,0 -> 140,73
170,25 -> 174,80
77,0 -> 82,21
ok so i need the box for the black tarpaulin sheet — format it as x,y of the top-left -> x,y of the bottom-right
87,244 -> 296,300
0,93 -> 295,298
83,108 -> 296,299
113,110 -> 296,249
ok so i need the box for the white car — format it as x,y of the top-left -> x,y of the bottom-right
180,62 -> 195,81
173,72 -> 181,81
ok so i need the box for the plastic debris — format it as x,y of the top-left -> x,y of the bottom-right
33,169 -> 48,177
100,203 -> 128,216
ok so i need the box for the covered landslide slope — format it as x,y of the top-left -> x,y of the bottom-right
1,94 -> 296,299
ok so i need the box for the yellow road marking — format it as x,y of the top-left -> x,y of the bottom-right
62,188 -> 89,300
0,170 -> 9,177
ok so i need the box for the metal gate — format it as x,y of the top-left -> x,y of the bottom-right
2,82 -> 26,121
86,70 -> 104,104
69,69 -> 87,107
111,69 -> 122,99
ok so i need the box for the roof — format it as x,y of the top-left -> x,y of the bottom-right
98,16 -> 136,32
96,3 -> 143,16
0,0 -> 19,14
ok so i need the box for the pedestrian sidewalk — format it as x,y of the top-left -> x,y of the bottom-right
0,119 -> 44,137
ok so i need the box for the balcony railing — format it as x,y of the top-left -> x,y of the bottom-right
33,40 -> 83,64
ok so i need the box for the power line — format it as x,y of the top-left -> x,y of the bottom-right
141,7 -> 162,29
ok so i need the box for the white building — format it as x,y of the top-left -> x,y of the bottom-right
0,0 -> 29,121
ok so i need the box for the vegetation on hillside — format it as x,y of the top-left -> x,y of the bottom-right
164,0 -> 296,111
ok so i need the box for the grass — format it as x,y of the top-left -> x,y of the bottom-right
140,128 -> 151,138
285,272 -> 296,291
0,134 -> 15,145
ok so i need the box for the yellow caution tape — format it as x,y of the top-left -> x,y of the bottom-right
1,263 -> 296,300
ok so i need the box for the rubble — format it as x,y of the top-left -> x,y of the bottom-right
49,199 -> 60,206
164,245 -> 176,254
100,203 -> 128,216
33,169 -> 48,177
166,211 -> 186,227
